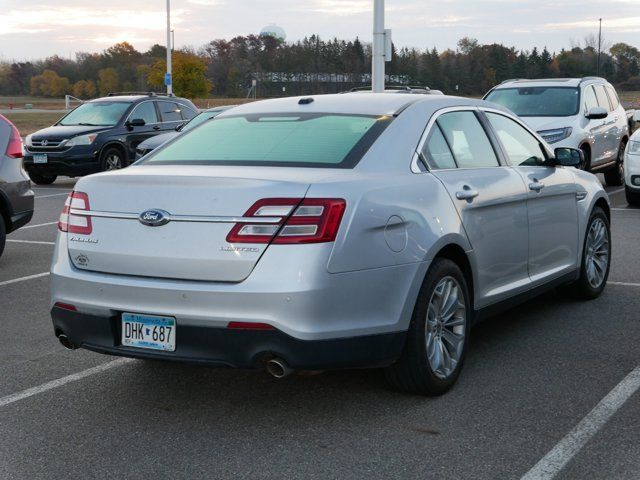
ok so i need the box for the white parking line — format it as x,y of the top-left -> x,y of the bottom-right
521,365 -> 640,480
35,193 -> 70,199
0,358 -> 132,408
611,208 -> 639,212
6,239 -> 55,245
0,272 -> 49,287
20,221 -> 58,229
608,281 -> 640,287
606,187 -> 626,195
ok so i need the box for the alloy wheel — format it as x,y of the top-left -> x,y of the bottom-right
425,276 -> 466,379
585,218 -> 609,289
105,154 -> 123,170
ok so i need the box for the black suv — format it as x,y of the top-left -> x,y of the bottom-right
0,114 -> 34,257
22,92 -> 198,184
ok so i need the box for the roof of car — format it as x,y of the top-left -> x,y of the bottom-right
216,93 -> 467,118
91,94 -> 190,103
493,77 -> 610,89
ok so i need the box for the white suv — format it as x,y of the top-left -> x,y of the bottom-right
485,77 -> 629,186
625,119 -> 640,205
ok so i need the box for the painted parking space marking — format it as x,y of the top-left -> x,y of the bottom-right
6,239 -> 55,245
0,272 -> 49,287
520,365 -> 640,480
35,193 -> 70,199
608,281 -> 640,287
20,221 -> 58,229
0,358 -> 132,409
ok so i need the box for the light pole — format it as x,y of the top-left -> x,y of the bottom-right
372,0 -> 385,92
597,18 -> 602,77
166,0 -> 172,95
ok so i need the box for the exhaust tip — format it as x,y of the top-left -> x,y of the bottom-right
266,358 -> 293,379
58,334 -> 77,350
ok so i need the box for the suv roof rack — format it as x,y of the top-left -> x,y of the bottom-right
345,85 -> 434,94
579,76 -> 607,85
106,91 -> 174,97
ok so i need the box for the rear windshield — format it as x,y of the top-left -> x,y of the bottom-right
58,101 -> 130,126
485,87 -> 580,117
143,113 -> 391,168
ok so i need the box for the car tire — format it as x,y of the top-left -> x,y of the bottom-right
603,140 -> 626,186
100,147 -> 127,172
580,145 -> 591,171
567,206 -> 611,300
385,257 -> 471,396
0,215 -> 5,258
626,186 -> 640,206
28,171 -> 57,185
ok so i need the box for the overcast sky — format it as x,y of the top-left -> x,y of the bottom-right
1,0 -> 639,61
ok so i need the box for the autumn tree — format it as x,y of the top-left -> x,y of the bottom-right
30,69 -> 71,97
97,68 -> 119,95
72,79 -> 97,99
147,51 -> 212,98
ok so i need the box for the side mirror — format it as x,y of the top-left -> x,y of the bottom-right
633,111 -> 640,122
126,118 -> 146,129
586,106 -> 608,120
554,147 -> 583,167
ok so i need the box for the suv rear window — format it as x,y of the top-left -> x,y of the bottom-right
144,113 -> 391,168
485,87 -> 580,117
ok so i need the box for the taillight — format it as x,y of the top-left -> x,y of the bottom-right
0,114 -> 23,158
226,198 -> 346,244
58,191 -> 92,235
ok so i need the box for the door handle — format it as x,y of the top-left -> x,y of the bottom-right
153,125 -> 161,131
455,186 -> 479,200
529,181 -> 545,192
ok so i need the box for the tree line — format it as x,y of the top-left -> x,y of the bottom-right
1,35 -> 639,99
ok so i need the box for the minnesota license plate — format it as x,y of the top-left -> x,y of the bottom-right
121,313 -> 176,351
33,154 -> 48,164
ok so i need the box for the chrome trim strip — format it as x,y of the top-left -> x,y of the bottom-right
70,209 -> 282,224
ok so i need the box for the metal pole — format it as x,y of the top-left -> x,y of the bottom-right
372,0 -> 385,92
171,29 -> 175,53
597,18 -> 602,76
166,0 -> 172,95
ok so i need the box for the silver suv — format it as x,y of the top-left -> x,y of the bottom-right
485,77 -> 629,186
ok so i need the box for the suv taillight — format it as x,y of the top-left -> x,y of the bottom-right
59,191 -> 92,235
226,198 -> 346,244
0,114 -> 23,158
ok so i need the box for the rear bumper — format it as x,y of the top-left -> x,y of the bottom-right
51,306 -> 405,369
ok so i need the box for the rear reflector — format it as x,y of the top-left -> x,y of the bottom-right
227,322 -> 276,330
58,191 -> 92,235
226,198 -> 346,244
54,302 -> 77,312
0,114 -> 23,159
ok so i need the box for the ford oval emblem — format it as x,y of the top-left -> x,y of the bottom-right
139,209 -> 170,227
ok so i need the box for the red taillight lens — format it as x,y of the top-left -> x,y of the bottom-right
54,302 -> 77,312
58,191 -> 92,235
0,114 -> 23,158
226,198 -> 346,245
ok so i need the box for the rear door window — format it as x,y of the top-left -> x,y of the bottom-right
180,105 -> 197,120
594,85 -> 613,112
422,126 -> 456,170
158,101 -> 183,122
605,86 -> 620,110
436,111 -> 499,168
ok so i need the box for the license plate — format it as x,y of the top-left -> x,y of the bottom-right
121,313 -> 176,352
33,154 -> 48,164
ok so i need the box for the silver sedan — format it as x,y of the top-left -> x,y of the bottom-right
50,93 -> 610,395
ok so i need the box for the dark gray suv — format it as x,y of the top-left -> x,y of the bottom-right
0,114 -> 34,257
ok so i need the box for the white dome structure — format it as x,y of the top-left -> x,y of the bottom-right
260,24 -> 286,42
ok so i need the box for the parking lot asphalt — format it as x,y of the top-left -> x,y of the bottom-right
0,178 -> 638,480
